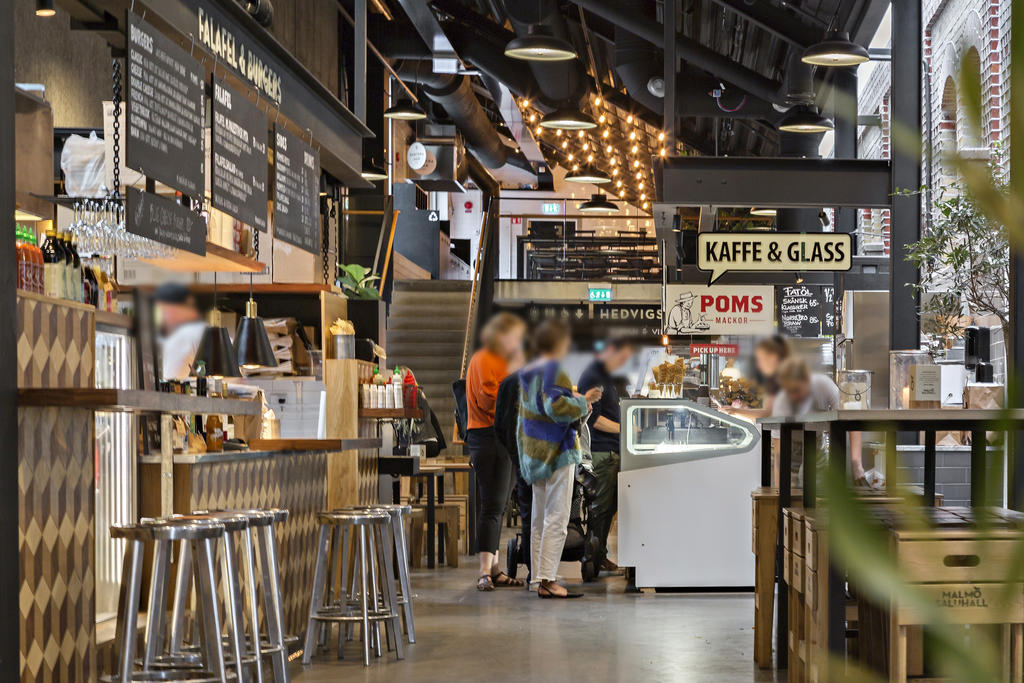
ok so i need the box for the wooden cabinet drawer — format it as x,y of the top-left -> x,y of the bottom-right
896,539 -> 1021,583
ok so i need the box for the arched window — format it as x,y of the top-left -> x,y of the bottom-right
940,76 -> 958,151
960,46 -> 985,149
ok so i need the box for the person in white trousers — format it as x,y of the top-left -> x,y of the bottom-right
516,319 -> 601,599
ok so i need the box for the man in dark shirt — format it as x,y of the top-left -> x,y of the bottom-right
577,337 -> 633,571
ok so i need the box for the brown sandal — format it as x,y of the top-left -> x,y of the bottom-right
490,571 -> 525,587
476,574 -> 494,591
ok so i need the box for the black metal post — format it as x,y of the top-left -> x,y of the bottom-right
827,425 -> 847,670
761,429 -> 772,487
923,430 -> 936,505
833,67 -> 858,250
1010,0 -> 1024,511
803,430 -> 817,508
0,1 -> 17,678
889,0 -> 922,351
885,431 -> 898,486
354,0 -> 367,122
775,425 -> 793,669
663,0 -> 677,146
971,429 -> 987,506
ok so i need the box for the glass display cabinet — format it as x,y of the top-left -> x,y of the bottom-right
620,398 -> 760,471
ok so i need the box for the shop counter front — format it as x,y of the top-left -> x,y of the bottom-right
617,399 -> 761,589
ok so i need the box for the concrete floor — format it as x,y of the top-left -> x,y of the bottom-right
290,560 -> 781,682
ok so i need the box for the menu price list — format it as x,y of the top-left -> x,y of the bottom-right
126,187 -> 207,256
273,125 -> 320,253
212,81 -> 269,231
125,11 -> 206,198
777,285 -> 836,338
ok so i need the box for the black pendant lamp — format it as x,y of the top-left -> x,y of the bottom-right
749,207 -> 777,216
505,25 -> 577,61
361,158 -> 388,182
540,108 -> 596,130
35,0 -> 55,16
777,104 -> 834,133
384,97 -> 427,121
195,275 -> 240,378
234,299 -> 278,370
802,30 -> 869,67
578,193 -> 618,213
565,166 -> 611,184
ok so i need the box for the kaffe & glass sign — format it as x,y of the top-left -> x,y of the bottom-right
212,80 -> 268,231
125,11 -> 205,197
697,232 -> 852,284
273,125 -> 320,253
126,187 -> 206,255
664,285 -> 774,336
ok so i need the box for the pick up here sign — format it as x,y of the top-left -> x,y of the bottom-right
697,232 -> 853,284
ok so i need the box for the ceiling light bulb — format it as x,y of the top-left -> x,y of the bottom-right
642,201 -> 649,209
602,130 -> 609,138
660,148 -> 667,156
631,145 -> 639,154
535,126 -> 543,135
640,193 -> 646,200
605,145 -> 612,154
521,98 -> 531,107
633,159 -> 640,168
626,114 -> 634,124
610,158 -> 616,165
568,153 -> 574,160
658,132 -> 665,141
612,168 -> 619,176
599,114 -> 606,123
573,164 -> 579,170
594,96 -> 602,105
556,129 -> 562,136
561,140 -> 568,149
582,142 -> 589,151
616,180 -> 622,188
587,154 -> 594,162
635,171 -> 642,179
577,130 -> 584,138
639,181 -> 644,189
529,114 -> 537,122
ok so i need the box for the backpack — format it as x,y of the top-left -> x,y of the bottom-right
451,378 -> 468,442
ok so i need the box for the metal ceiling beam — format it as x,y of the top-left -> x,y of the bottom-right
663,0 -> 677,146
568,0 -> 784,103
709,0 -> 821,48
655,157 -> 892,208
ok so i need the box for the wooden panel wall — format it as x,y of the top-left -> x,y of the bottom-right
268,0 -> 342,101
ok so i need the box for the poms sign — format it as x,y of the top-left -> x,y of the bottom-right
697,232 -> 852,284
664,285 -> 774,336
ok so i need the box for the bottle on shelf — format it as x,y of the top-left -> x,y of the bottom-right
68,233 -> 84,303
15,226 -> 27,292
26,228 -> 43,294
41,226 -> 66,299
83,264 -> 98,307
392,368 -> 404,409
58,232 -> 77,302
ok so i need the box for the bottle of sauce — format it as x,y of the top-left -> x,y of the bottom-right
205,414 -> 223,452
26,229 -> 43,294
59,232 -> 76,302
68,233 -> 84,303
15,226 -> 27,291
41,226 -> 65,299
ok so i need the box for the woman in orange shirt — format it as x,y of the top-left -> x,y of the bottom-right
467,312 -> 526,590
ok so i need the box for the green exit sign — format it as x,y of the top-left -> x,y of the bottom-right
589,287 -> 613,302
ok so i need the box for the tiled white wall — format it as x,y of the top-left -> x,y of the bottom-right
243,377 -> 326,438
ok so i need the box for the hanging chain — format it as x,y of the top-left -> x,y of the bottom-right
111,57 -> 122,198
330,195 -> 338,282
253,228 -> 259,260
322,196 -> 331,285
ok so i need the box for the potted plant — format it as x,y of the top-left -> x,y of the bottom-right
337,263 -> 386,361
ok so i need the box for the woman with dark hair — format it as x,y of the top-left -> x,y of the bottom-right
518,319 -> 601,599
720,334 -> 791,420
467,312 -> 526,591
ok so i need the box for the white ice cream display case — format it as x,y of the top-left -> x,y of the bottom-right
617,399 -> 761,588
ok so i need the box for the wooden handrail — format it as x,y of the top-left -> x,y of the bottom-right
377,209 -> 401,297
458,197 -> 493,380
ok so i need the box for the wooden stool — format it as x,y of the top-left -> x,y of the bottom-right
409,504 -> 460,568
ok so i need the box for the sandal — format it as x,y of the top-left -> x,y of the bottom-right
490,571 -> 525,587
537,583 -> 583,599
476,574 -> 494,591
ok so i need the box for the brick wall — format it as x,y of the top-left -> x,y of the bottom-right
895,444 -> 1004,507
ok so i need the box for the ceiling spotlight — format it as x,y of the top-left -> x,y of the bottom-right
36,0 -> 55,16
505,25 -> 578,61
750,207 -> 778,216
565,167 -> 611,184
540,108 -> 596,130
578,193 -> 619,213
778,104 -> 834,133
802,30 -> 869,67
384,98 -> 427,120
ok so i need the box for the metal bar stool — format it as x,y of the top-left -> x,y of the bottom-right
350,505 -> 415,643
302,510 -> 404,666
236,509 -> 291,683
105,520 -> 228,683
158,513 -> 259,683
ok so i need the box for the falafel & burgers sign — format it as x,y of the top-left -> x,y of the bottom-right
664,285 -> 774,336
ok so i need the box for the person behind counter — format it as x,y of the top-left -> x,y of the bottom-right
518,320 -> 601,599
154,282 -> 207,381
577,337 -> 633,574
773,356 -> 865,484
720,335 -> 791,420
467,312 -> 527,592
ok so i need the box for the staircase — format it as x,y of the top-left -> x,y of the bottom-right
387,280 -> 472,454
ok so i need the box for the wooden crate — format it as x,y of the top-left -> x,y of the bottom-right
786,507 -> 807,683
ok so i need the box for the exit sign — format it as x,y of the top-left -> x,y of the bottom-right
589,287 -> 613,302
541,202 -> 560,215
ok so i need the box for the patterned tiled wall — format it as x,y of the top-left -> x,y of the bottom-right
19,406 -> 95,682
16,293 -> 95,389
188,452 -> 328,636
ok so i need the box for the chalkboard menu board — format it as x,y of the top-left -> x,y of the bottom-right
777,285 -> 824,338
212,81 -> 269,231
273,125 -> 320,253
126,187 -> 206,255
821,285 -> 836,336
125,11 -> 206,197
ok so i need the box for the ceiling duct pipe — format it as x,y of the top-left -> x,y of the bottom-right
569,0 -> 784,104
612,13 -> 779,121
395,60 -> 513,169
502,0 -> 589,108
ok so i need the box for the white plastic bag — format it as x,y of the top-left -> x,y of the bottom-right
60,132 -> 106,197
